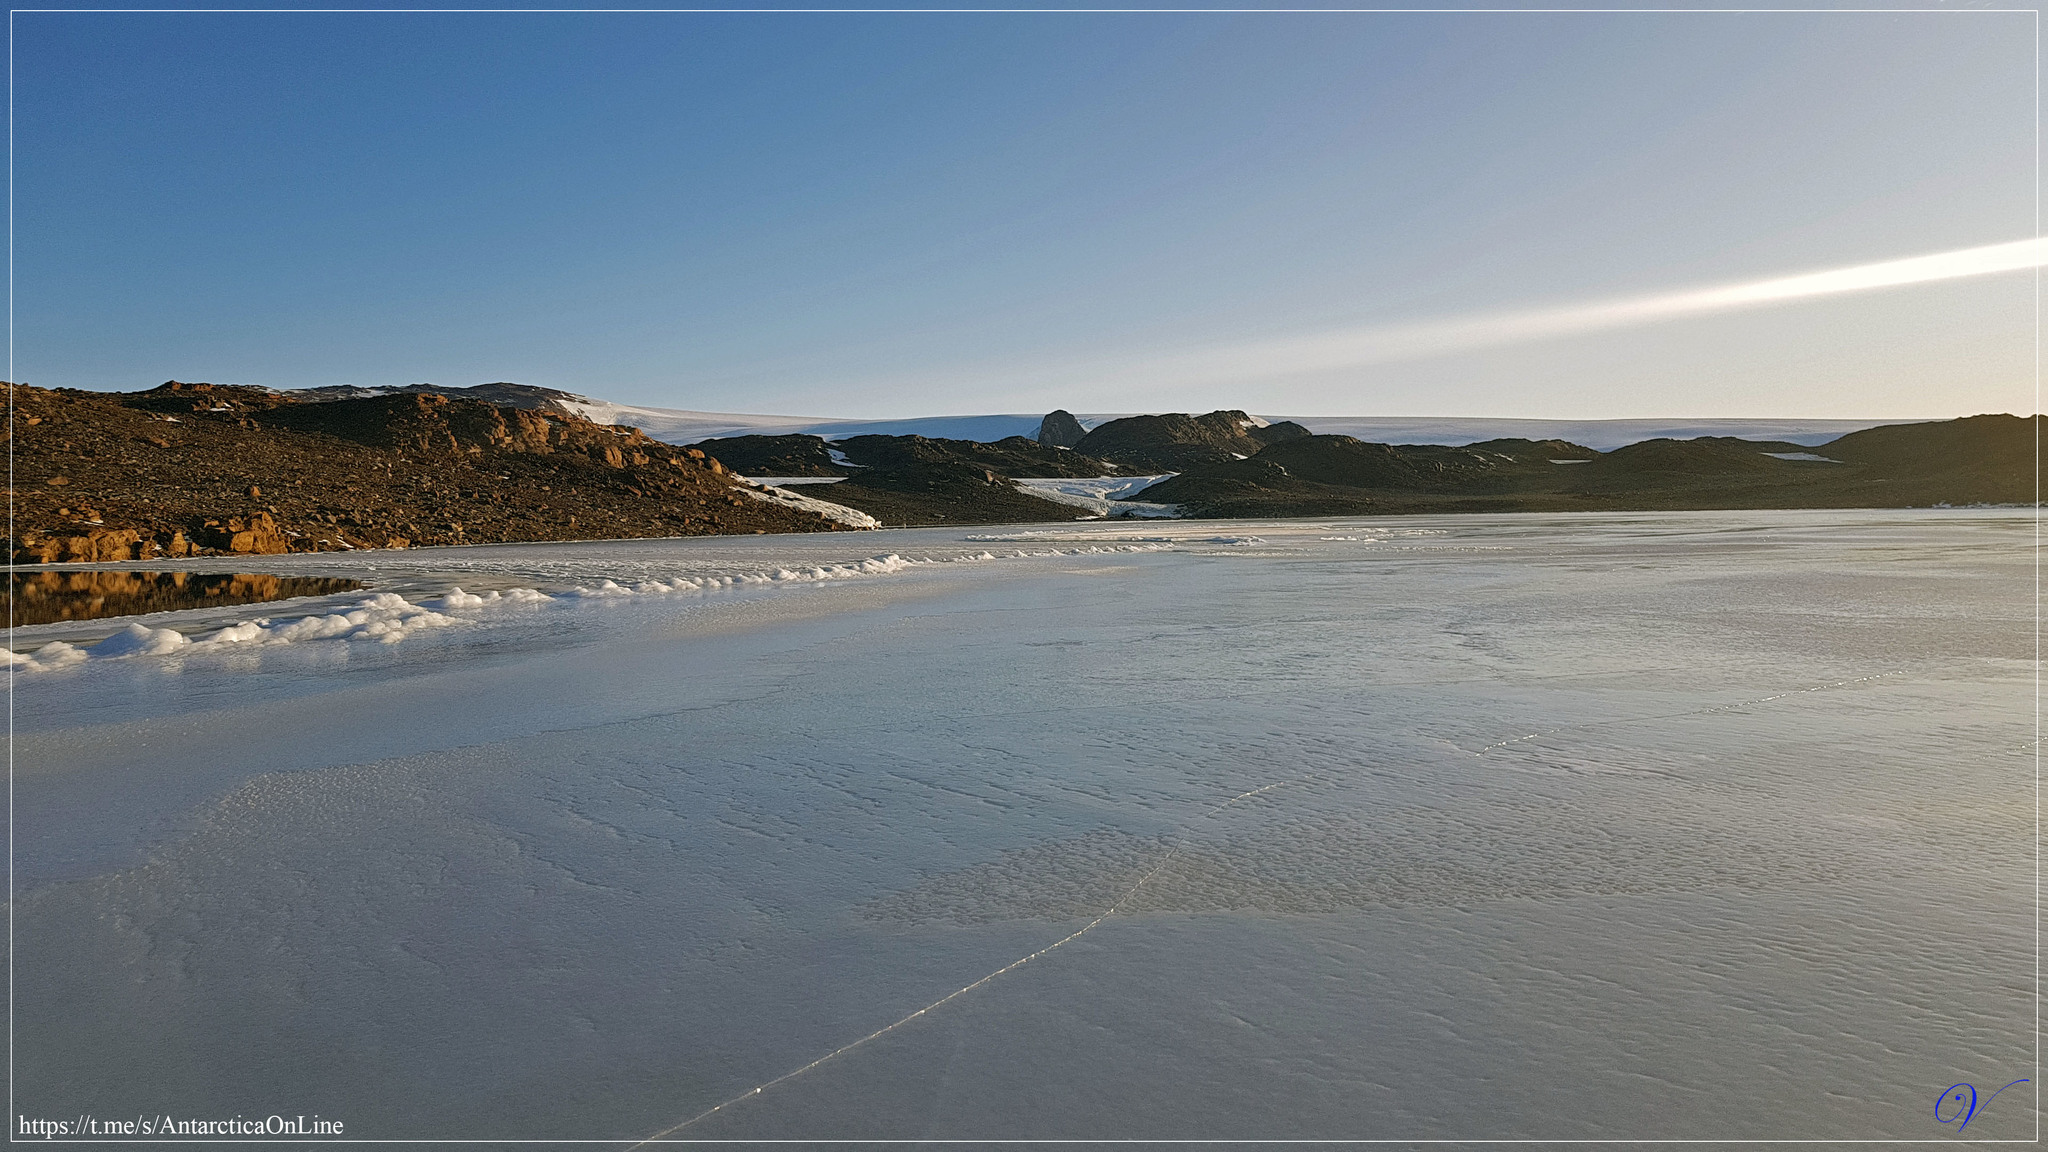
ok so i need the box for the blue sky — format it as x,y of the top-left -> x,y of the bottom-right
12,9 -> 2033,418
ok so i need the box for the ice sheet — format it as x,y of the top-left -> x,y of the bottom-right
10,509 -> 2035,1141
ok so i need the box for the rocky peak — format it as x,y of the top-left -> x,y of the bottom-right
1036,409 -> 1086,448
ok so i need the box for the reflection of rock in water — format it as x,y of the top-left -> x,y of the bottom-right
9,571 -> 362,626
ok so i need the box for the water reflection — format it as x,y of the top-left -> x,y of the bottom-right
10,571 -> 364,626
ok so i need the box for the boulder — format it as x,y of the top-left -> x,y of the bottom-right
15,528 -> 144,563
221,512 -> 291,555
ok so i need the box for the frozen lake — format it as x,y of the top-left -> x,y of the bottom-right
10,509 -> 2036,1140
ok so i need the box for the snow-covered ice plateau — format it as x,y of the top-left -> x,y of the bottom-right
9,509 -> 2035,1140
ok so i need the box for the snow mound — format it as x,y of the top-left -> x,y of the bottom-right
7,544 -> 1176,672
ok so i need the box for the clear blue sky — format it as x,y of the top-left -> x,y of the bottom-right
12,9 -> 2034,418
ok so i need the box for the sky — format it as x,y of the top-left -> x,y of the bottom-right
11,8 -> 2035,419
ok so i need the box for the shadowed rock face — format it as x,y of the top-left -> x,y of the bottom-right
688,431 -> 1122,481
9,570 -> 363,626
817,462 -> 1091,527
1036,409 -> 1087,448
689,434 -> 849,477
831,433 -> 1121,478
1073,410 -> 1310,471
1130,416 -> 2042,518
681,431 -> 1117,527
285,381 -> 595,413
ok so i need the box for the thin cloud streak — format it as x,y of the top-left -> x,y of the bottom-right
960,237 -> 2043,400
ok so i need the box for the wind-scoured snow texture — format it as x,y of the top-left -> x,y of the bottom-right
1013,476 -> 1181,518
739,483 -> 883,529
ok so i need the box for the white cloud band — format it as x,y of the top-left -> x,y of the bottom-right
1144,237 -> 2044,384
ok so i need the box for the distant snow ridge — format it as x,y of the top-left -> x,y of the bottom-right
7,544 -> 1173,671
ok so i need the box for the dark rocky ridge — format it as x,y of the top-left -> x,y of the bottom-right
817,465 -> 1094,527
833,433 -> 1125,478
689,430 -> 1127,480
1073,410 -> 1311,471
1036,409 -> 1087,448
685,429 -> 1128,527
688,434 -> 848,477
1132,416 -> 2038,516
10,381 -> 848,563
286,381 -> 595,413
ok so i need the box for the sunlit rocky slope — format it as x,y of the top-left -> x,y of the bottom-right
9,381 -> 851,562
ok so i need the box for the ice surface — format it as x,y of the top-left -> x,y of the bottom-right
1013,475 -> 1180,518
10,509 -> 2035,1141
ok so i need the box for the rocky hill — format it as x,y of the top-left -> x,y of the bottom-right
1072,410 -> 1311,471
10,381 -> 850,563
285,380 -> 596,413
807,465 -> 1096,527
692,430 -> 1125,479
683,430 -> 1128,526
686,434 -> 848,477
1036,409 -> 1087,448
833,433 -> 1123,478
1132,415 -> 2038,517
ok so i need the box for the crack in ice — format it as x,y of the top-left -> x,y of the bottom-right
627,780 -> 1292,1146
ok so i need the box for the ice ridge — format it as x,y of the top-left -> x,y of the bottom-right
8,543 -> 1172,672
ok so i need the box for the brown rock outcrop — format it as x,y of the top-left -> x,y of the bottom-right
5,382 -> 850,561
16,529 -> 145,563
218,512 -> 291,555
